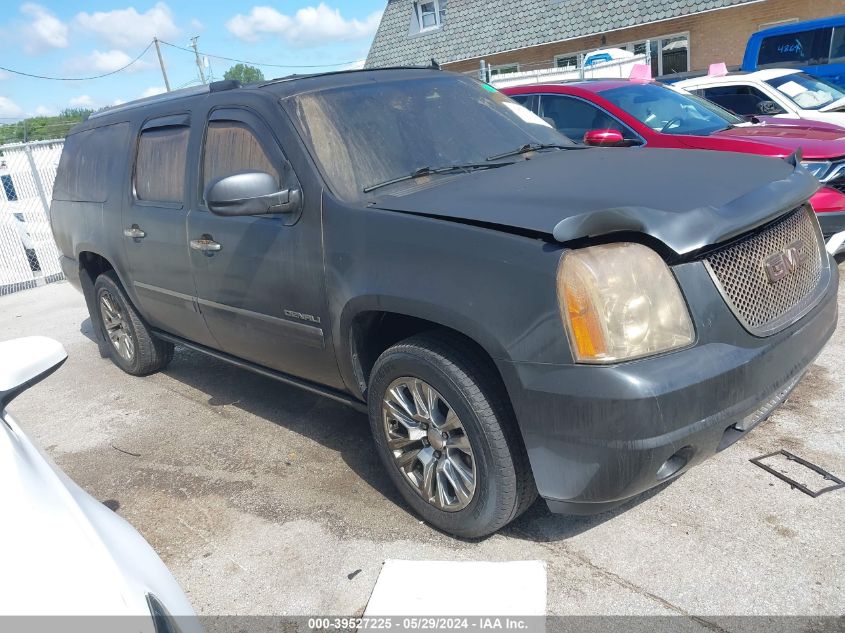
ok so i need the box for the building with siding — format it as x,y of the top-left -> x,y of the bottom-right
365,0 -> 842,78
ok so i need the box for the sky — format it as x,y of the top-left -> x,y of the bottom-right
0,1 -> 385,121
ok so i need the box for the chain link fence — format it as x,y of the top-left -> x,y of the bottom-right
0,139 -> 65,296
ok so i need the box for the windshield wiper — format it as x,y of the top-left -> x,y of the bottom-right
486,142 -> 577,161
363,162 -> 513,193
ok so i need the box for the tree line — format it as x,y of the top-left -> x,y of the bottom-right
0,64 -> 266,145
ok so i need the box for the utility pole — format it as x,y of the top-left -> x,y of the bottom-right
153,37 -> 172,92
189,36 -> 207,85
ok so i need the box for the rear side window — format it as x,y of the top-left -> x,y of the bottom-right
54,122 -> 131,203
701,85 -> 786,116
134,126 -> 189,203
831,27 -> 845,63
202,121 -> 279,193
757,28 -> 832,67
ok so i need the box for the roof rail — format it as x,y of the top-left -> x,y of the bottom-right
258,64 -> 444,87
89,80 -> 241,119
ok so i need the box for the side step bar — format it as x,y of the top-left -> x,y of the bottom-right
153,330 -> 367,413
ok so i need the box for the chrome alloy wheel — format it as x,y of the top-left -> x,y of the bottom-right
99,290 -> 135,362
382,377 -> 476,511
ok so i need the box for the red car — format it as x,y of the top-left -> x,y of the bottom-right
503,80 -> 845,241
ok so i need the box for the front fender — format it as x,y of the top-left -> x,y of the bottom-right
323,198 -> 571,398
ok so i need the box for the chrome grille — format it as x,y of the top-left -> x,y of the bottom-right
705,206 -> 826,336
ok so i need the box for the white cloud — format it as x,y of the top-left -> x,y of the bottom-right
74,2 -> 179,49
0,96 -> 24,119
0,70 -> 9,80
140,86 -> 166,98
343,59 -> 366,70
69,95 -> 95,108
226,3 -> 383,47
189,18 -> 204,31
66,49 -> 151,74
33,105 -> 55,116
21,3 -> 69,54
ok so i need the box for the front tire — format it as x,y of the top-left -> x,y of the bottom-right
368,332 -> 536,538
93,271 -> 173,376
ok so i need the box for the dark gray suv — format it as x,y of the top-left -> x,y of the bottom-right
50,69 -> 837,537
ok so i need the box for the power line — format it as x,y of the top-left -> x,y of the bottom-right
0,42 -> 154,81
158,39 -> 364,69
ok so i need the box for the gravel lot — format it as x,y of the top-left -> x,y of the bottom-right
3,275 -> 844,622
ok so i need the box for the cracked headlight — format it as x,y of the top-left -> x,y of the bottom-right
557,243 -> 694,363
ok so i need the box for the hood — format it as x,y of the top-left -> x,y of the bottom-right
753,116 -> 845,132
707,124 -> 845,159
372,147 -> 818,256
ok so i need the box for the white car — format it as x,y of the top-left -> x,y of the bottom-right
676,68 -> 845,127
0,336 -> 200,631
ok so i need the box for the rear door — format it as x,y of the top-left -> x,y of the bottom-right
186,104 -> 342,388
122,114 -> 216,346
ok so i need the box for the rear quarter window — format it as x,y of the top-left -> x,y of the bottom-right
757,28 -> 832,67
53,121 -> 131,203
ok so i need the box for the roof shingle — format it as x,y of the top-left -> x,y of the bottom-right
365,0 -> 758,68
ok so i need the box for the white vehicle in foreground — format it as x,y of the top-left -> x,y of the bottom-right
676,68 -> 845,127
0,336 -> 199,631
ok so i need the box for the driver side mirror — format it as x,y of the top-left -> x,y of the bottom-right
0,337 -> 67,408
583,129 -> 630,147
205,172 -> 302,217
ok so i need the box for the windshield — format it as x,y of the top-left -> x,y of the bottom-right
765,72 -> 845,111
599,82 -> 734,136
281,74 -> 570,201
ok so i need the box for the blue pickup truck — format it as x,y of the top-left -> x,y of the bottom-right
742,15 -> 845,88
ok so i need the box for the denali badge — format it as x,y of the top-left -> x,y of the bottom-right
284,309 -> 321,324
763,239 -> 807,284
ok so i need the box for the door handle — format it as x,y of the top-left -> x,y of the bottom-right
190,237 -> 222,253
123,225 -> 146,239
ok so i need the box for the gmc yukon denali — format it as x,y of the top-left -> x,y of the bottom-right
50,69 -> 837,537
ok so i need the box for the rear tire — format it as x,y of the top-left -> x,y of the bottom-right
93,271 -> 173,376
368,331 -> 536,538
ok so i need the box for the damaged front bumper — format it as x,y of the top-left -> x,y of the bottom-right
498,257 -> 838,515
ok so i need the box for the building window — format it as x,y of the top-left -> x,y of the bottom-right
416,0 -> 442,31
554,55 -> 578,69
553,33 -> 688,77
623,33 -> 688,76
661,35 -> 689,74
489,63 -> 519,76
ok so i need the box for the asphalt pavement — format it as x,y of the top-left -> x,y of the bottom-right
2,275 -> 843,623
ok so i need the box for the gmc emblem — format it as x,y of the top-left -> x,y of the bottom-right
763,239 -> 807,284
